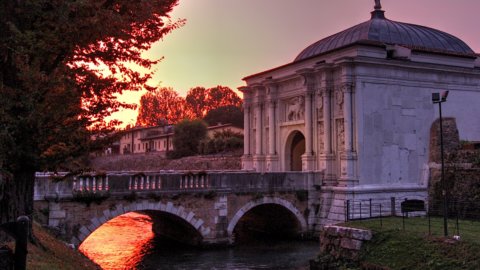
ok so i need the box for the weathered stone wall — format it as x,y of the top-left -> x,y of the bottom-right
429,117 -> 460,163
310,225 -> 373,270
428,118 -> 480,216
319,225 -> 372,261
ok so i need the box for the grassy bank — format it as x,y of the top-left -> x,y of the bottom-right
6,222 -> 100,270
345,217 -> 480,270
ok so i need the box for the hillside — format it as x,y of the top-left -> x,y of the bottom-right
90,151 -> 242,172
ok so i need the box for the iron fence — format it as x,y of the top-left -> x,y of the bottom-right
344,196 -> 480,241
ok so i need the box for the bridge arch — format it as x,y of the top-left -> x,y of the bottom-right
73,200 -> 211,246
227,197 -> 307,237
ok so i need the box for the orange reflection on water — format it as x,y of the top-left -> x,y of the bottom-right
79,212 -> 154,270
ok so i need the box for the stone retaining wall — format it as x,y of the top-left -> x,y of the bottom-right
319,225 -> 372,261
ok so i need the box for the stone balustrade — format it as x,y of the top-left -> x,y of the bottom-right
34,171 -> 319,201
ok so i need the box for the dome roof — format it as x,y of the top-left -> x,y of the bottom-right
294,5 -> 474,62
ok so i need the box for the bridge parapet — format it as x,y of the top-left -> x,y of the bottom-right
35,171 -> 322,201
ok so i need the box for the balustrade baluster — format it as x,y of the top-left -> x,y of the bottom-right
79,177 -> 83,191
105,176 -> 109,191
134,177 -> 138,190
73,177 -> 77,191
129,176 -> 132,190
92,176 -> 97,192
146,176 -> 150,190
86,177 -> 90,191
97,176 -> 103,191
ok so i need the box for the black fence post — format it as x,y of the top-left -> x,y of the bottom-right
456,200 -> 460,236
15,216 -> 29,270
0,216 -> 29,270
369,198 -> 372,218
428,210 -> 431,235
379,204 -> 383,229
346,200 -> 350,222
391,197 -> 396,216
360,201 -> 362,219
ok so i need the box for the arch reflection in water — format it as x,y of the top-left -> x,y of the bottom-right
79,212 -> 154,270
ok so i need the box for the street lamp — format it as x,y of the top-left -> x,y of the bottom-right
432,90 -> 449,237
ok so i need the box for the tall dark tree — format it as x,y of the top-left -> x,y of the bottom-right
169,119 -> 207,159
0,0 -> 182,227
136,87 -> 187,126
204,105 -> 244,128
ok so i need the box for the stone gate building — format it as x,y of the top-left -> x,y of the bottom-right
240,1 -> 480,219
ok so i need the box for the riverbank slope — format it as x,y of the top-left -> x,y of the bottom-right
25,222 -> 100,270
312,217 -> 480,269
90,151 -> 242,171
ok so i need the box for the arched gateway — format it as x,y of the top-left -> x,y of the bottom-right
285,131 -> 305,171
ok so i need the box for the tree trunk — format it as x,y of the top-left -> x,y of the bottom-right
0,170 -> 35,242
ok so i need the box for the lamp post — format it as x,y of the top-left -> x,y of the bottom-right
432,90 -> 449,237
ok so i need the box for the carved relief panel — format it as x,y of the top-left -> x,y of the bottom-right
334,88 -> 344,116
318,121 -> 325,153
316,90 -> 324,120
285,96 -> 305,122
336,118 -> 345,152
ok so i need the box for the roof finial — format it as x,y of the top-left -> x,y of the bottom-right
371,0 -> 385,19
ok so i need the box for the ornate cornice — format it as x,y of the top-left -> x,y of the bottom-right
295,68 -> 316,93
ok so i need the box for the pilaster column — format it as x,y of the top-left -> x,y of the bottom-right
243,106 -> 251,156
255,103 -> 263,156
343,84 -> 354,153
339,83 -> 358,186
267,101 -> 275,155
305,91 -> 313,155
239,86 -> 253,170
263,79 -> 279,172
297,69 -> 317,171
319,86 -> 336,184
266,99 -> 279,171
297,68 -> 316,171
323,88 -> 332,154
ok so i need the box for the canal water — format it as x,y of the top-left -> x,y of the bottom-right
80,213 -> 318,270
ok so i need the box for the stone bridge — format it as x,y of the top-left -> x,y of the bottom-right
34,171 -> 323,247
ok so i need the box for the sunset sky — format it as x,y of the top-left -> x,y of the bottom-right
113,0 -> 480,126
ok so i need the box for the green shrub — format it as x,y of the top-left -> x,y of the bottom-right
73,190 -> 110,207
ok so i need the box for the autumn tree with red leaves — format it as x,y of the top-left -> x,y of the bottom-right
0,0 -> 182,229
136,87 -> 187,126
185,85 -> 242,118
136,85 -> 242,126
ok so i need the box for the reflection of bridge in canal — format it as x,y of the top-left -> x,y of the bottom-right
34,171 -> 323,247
